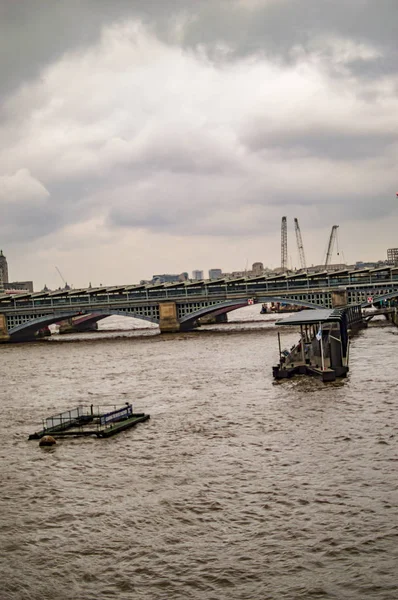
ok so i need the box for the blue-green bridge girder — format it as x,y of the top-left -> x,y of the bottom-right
1,265 -> 398,339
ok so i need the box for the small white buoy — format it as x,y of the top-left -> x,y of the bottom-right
39,435 -> 57,447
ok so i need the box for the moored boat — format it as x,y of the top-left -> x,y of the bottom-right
272,308 -> 352,382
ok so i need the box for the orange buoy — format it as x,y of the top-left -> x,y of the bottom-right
39,435 -> 57,447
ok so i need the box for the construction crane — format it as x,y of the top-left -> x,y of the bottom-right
324,225 -> 339,267
294,218 -> 306,270
55,266 -> 70,290
281,216 -> 288,271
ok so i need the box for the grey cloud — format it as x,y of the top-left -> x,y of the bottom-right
0,0 -> 203,97
345,56 -> 398,80
0,201 -> 61,243
105,160 -> 395,239
243,130 -> 398,161
1,0 -> 397,100
1,0 -> 397,280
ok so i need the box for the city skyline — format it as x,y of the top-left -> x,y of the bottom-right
1,243 -> 395,294
1,1 -> 397,290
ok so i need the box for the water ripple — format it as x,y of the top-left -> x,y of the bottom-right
1,321 -> 398,599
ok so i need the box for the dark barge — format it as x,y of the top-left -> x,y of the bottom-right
272,306 -> 362,382
29,402 -> 150,440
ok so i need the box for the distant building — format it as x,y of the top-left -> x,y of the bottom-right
306,264 -> 347,273
192,270 -> 204,280
0,250 -> 34,292
251,262 -> 264,276
0,250 -> 9,287
223,264 -> 273,279
325,263 -> 347,272
152,274 -> 179,284
354,260 -> 387,269
208,268 -> 222,280
152,273 -> 188,284
387,248 -> 398,265
4,281 -> 34,293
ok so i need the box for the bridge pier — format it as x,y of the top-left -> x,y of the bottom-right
0,314 -> 10,342
331,290 -> 347,307
159,302 -> 180,333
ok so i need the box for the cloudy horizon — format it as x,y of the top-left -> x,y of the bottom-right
1,0 -> 397,290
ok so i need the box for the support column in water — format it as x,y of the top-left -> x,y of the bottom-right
0,313 -> 10,342
331,290 -> 347,307
159,302 -> 180,333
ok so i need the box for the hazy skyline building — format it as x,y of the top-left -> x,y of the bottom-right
209,268 -> 222,280
192,270 -> 204,280
152,272 -> 188,284
0,250 -> 9,286
251,262 -> 264,276
387,248 -> 398,264
0,249 -> 33,292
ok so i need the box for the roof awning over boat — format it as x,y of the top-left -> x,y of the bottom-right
276,308 -> 345,326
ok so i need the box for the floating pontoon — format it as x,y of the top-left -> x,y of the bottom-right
29,403 -> 150,440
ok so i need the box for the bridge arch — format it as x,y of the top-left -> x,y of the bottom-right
361,290 -> 398,307
256,296 -> 322,309
8,309 -> 159,339
179,296 -> 323,328
7,296 -> 327,340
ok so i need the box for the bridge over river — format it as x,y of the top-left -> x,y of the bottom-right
1,265 -> 398,342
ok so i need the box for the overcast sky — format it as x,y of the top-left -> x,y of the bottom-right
1,0 -> 397,289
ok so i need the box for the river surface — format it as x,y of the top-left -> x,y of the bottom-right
1,308 -> 398,600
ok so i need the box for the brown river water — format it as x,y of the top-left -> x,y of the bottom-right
1,308 -> 398,600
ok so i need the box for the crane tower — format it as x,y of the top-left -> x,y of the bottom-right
281,216 -> 288,271
324,225 -> 339,267
294,218 -> 306,270
55,266 -> 70,290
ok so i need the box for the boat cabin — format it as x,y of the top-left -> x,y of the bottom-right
273,308 -> 350,382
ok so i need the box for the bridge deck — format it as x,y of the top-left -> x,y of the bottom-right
1,268 -> 398,341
